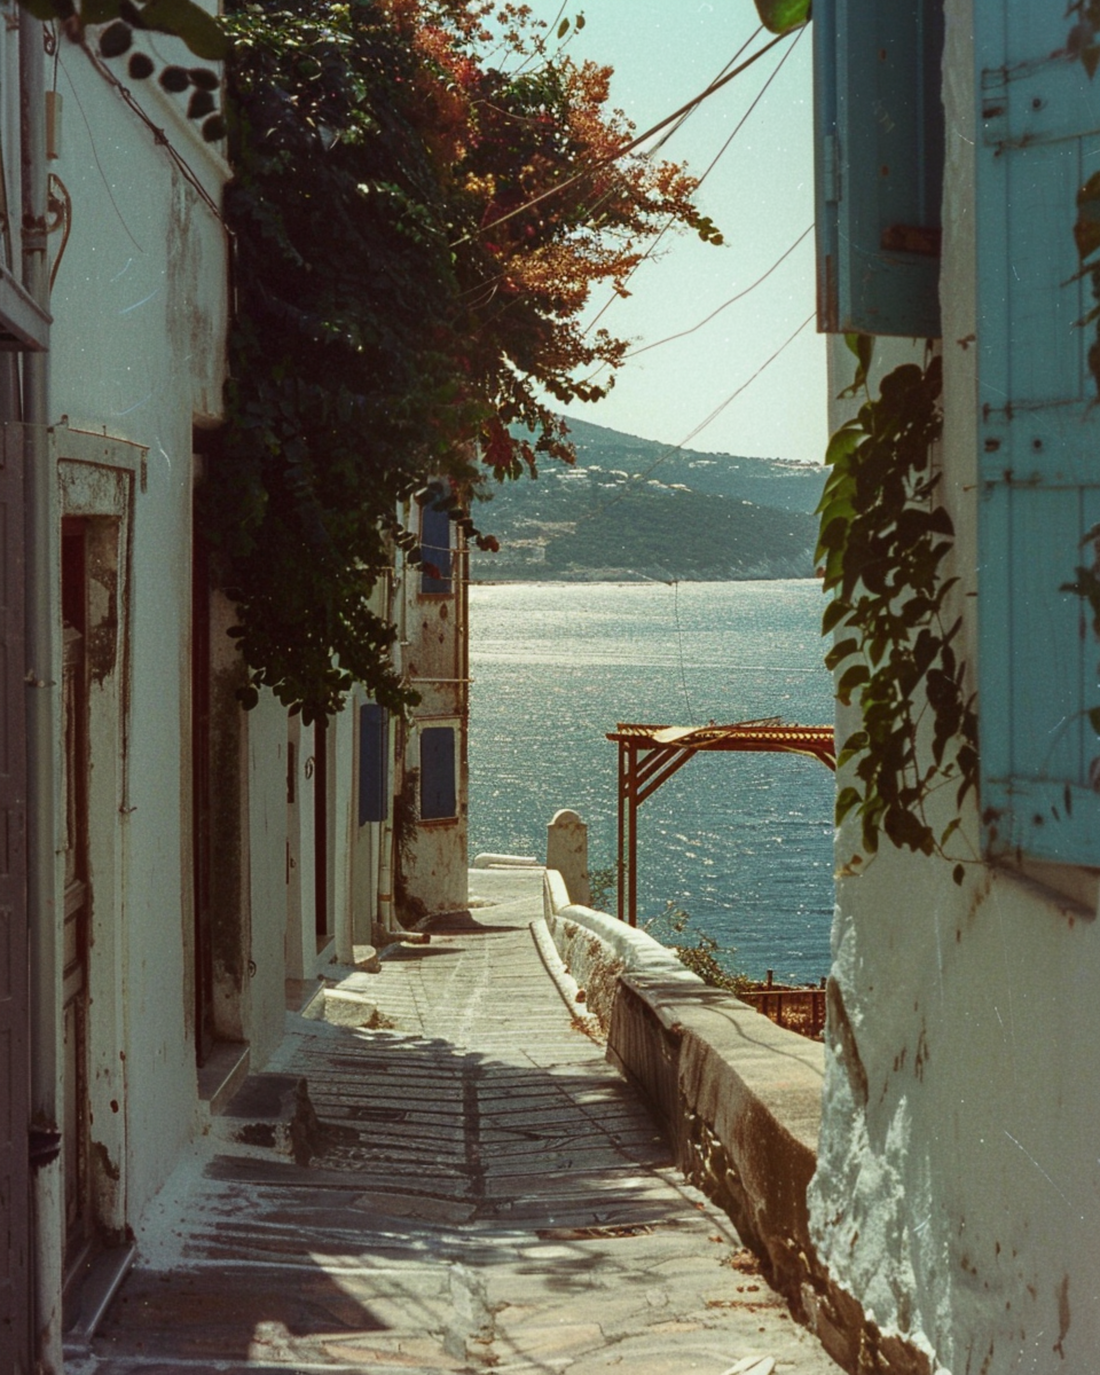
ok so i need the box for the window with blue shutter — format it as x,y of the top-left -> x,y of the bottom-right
420,503 -> 452,594
358,703 -> 388,826
420,727 -> 456,820
813,0 -> 945,337
976,3 -> 1100,863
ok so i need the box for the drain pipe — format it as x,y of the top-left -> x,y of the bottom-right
21,11 -> 62,1371
377,566 -> 398,934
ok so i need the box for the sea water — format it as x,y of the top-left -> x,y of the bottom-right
468,580 -> 837,983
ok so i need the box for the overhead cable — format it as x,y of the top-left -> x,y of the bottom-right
577,310 -> 817,525
624,225 -> 813,359
449,27 -> 792,248
585,23 -> 805,337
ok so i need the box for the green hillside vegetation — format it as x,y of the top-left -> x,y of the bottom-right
543,489 -> 815,579
469,417 -> 824,582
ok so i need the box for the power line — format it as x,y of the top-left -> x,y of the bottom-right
645,27 -> 762,157
675,311 -> 815,451
585,23 -> 805,338
449,28 -> 792,249
575,310 -> 817,526
624,225 -> 813,359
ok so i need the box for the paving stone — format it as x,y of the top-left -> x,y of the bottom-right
73,870 -> 841,1375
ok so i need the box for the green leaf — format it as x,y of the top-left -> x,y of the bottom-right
98,20 -> 132,57
18,0 -> 64,18
752,0 -> 810,34
837,663 -> 870,704
1088,705 -> 1100,735
821,596 -> 851,635
557,17 -> 569,37
952,863 -> 966,887
137,0 -> 229,59
824,637 -> 859,671
83,0 -> 124,23
835,786 -> 861,825
824,424 -> 863,469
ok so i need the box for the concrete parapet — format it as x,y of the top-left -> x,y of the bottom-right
545,809 -> 591,905
540,872 -> 932,1375
472,852 -> 540,868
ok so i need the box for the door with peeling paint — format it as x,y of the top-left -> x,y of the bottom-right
60,519 -> 92,1270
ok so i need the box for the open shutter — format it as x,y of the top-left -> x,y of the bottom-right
420,727 -> 456,820
814,0 -> 945,336
976,4 -> 1100,862
420,504 -> 452,595
358,703 -> 388,826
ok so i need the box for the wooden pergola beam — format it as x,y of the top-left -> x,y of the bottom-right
609,721 -> 836,927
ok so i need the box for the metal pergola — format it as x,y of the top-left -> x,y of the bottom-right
607,720 -> 837,927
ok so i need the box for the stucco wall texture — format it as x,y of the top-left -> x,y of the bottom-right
808,3 -> 1100,1370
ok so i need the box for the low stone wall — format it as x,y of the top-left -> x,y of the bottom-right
541,876 -> 931,1375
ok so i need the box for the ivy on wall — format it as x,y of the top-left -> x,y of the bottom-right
21,0 -> 226,60
1067,9 -> 1100,728
818,336 -> 978,879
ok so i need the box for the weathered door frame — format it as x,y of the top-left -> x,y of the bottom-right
56,424 -> 143,1252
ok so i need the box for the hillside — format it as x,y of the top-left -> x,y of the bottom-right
469,416 -> 826,582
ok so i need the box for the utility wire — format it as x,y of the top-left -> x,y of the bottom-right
624,225 -> 813,359
645,27 -> 761,157
675,311 -> 815,451
575,310 -> 816,526
585,24 -> 804,338
449,28 -> 791,248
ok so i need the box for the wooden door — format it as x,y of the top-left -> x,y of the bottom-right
191,525 -> 215,1063
60,520 -> 91,1268
313,718 -> 329,944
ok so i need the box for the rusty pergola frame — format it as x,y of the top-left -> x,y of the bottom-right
607,720 -> 837,927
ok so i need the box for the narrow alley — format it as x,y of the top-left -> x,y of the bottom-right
67,869 -> 840,1375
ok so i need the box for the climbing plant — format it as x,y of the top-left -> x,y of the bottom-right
752,0 -> 809,35
197,0 -> 710,722
1065,17 -> 1100,727
19,0 -> 226,60
817,336 -> 978,879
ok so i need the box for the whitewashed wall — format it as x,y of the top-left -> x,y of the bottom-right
50,28 -> 228,1221
396,520 -> 469,920
809,2 -> 1100,1370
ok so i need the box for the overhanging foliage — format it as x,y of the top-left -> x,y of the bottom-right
200,0 -> 709,721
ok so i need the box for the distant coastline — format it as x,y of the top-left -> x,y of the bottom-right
469,572 -> 821,585
470,415 -> 825,585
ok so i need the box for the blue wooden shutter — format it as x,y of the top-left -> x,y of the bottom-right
814,0 -> 944,336
358,703 -> 388,826
420,504 -> 452,594
420,727 -> 456,820
976,3 -> 1100,862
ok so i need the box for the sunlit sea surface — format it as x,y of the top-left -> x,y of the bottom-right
468,580 -> 837,983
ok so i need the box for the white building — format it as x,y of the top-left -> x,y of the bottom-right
810,2 -> 1100,1371
0,10 -> 469,1369
393,490 -> 470,923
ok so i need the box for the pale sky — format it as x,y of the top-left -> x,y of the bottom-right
530,1 -> 827,465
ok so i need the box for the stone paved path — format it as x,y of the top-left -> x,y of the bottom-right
69,870 -> 841,1375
